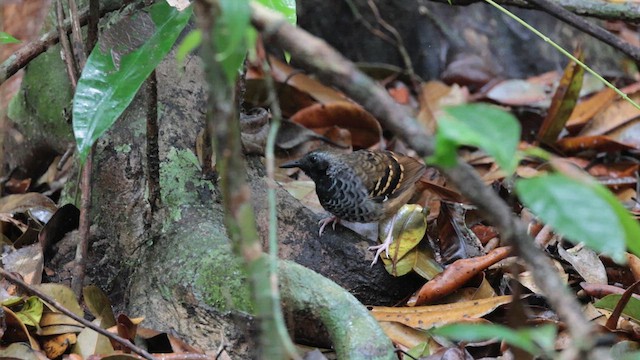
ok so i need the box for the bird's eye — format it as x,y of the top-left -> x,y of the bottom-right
308,154 -> 318,163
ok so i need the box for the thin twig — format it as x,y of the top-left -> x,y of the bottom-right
54,0 -> 79,88
67,0 -> 87,68
0,268 -> 156,360
344,0 -> 416,81
72,147 -> 92,296
86,0 -> 100,50
66,0 -> 91,299
262,58 -> 301,359
366,0 -> 416,82
146,71 -> 161,212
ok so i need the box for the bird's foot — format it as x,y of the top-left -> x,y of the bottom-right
318,216 -> 339,236
368,214 -> 398,266
368,230 -> 395,266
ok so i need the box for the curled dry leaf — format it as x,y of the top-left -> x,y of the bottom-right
486,79 -> 550,107
377,321 -> 437,354
3,243 -> 43,285
3,306 -> 40,349
417,81 -> 469,134
408,247 -> 512,306
606,120 -> 640,149
556,135 -> 637,153
578,91 -> 640,137
514,260 -> 568,294
538,49 -> 583,144
73,317 -> 115,357
276,120 -> 350,151
580,282 -> 640,301
33,284 -> 84,317
41,333 -> 77,359
244,79 -> 317,118
558,244 -> 607,284
371,295 -> 512,329
0,193 -> 57,224
566,88 -> 617,132
290,102 -> 382,149
436,202 -> 484,264
0,342 -> 48,360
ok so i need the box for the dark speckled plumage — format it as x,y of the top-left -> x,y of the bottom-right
281,150 -> 426,223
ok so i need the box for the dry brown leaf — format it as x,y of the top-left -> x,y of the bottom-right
268,57 -> 348,104
41,333 -> 77,359
578,92 -> 640,137
539,49 -> 583,144
408,247 -> 512,306
371,295 -> 512,329
566,88 -> 617,131
290,102 -> 382,149
556,135 -> 636,153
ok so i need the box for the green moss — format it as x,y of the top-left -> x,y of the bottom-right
114,144 -> 132,154
130,117 -> 146,138
7,44 -> 74,144
153,147 -> 250,311
194,227 -> 253,312
159,147 -> 213,222
152,207 -> 252,313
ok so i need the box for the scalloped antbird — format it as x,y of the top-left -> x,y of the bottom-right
281,149 -> 426,265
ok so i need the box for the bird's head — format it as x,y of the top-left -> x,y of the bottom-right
280,151 -> 334,180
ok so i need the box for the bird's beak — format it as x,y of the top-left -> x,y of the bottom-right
280,159 -> 302,169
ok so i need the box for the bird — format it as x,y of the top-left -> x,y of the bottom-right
280,149 -> 426,265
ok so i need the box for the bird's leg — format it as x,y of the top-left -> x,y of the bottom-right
368,214 -> 398,266
318,215 -> 339,236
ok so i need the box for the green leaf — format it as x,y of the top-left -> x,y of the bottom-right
73,1 -> 192,162
0,31 -> 20,44
15,296 -> 43,327
516,173 -> 639,263
432,323 -> 556,356
594,294 -> 640,323
407,342 -> 429,358
428,104 -> 521,174
176,29 -> 201,65
215,0 -> 250,83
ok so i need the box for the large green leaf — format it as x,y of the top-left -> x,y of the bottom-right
516,173 -> 640,263
73,1 -> 192,162
432,323 -> 556,356
428,104 -> 521,174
